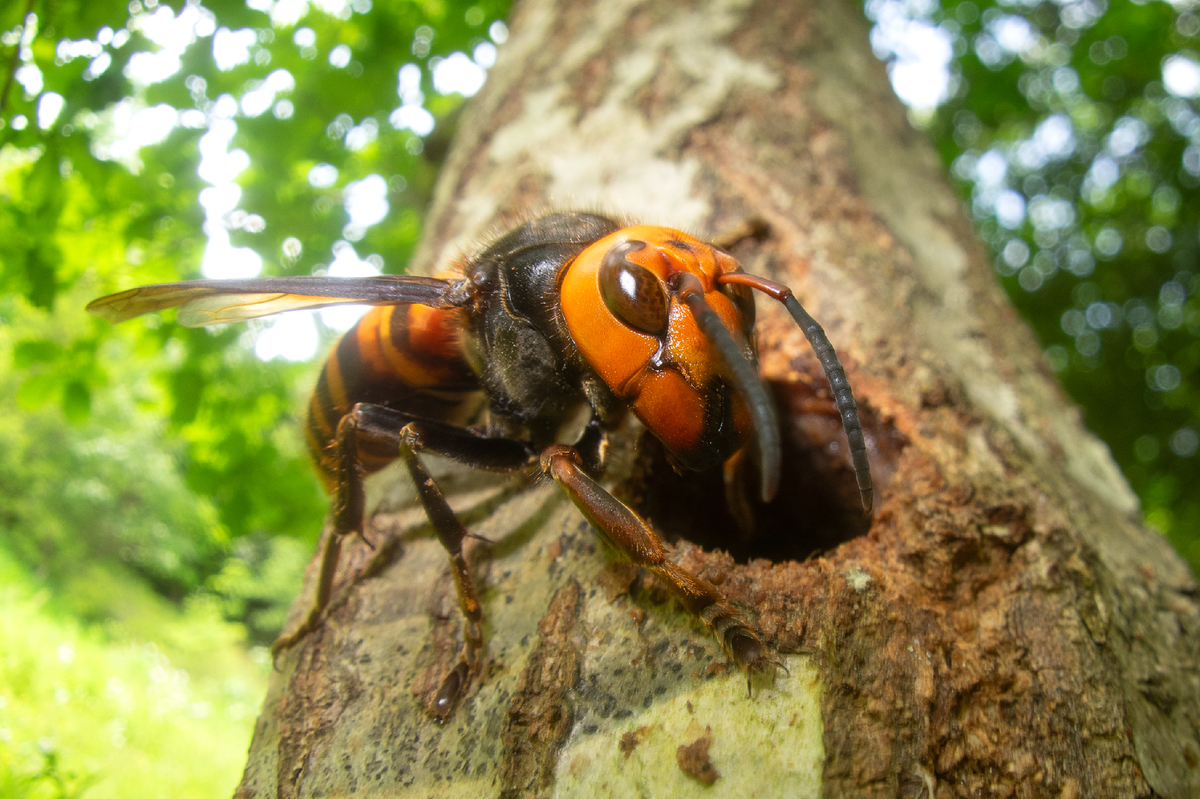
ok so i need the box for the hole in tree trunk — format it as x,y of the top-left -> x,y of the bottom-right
627,378 -> 902,564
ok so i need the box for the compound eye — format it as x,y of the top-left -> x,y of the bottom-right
722,278 -> 756,330
598,242 -> 669,337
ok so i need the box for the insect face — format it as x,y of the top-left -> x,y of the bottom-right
560,226 -> 759,478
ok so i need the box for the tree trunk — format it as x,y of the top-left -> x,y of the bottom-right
235,0 -> 1200,796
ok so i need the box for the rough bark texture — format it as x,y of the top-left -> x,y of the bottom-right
235,0 -> 1200,796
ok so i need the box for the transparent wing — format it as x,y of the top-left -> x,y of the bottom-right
86,276 -> 468,327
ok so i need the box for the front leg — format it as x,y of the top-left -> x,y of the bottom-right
540,445 -> 784,693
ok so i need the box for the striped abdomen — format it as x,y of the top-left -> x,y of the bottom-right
306,303 -> 480,490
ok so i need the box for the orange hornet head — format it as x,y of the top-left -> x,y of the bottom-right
559,225 -> 781,500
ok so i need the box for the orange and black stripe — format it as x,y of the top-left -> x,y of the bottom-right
306,303 -> 479,490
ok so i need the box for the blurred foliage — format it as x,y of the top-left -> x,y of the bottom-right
0,287 -> 314,639
0,0 -> 510,584
0,549 -> 267,799
869,0 -> 1200,573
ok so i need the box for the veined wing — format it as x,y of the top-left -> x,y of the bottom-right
86,276 -> 469,327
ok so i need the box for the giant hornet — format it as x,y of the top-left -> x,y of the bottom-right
88,212 -> 872,717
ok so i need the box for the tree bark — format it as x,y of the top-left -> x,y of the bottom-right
235,0 -> 1200,796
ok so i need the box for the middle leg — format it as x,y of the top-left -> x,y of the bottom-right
393,417 -> 535,718
273,404 -> 532,659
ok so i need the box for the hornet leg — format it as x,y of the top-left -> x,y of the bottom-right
395,420 -> 532,719
272,404 -> 532,700
541,445 -> 784,695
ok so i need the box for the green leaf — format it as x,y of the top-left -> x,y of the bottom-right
12,338 -> 62,367
16,373 -> 58,409
63,379 -> 91,423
